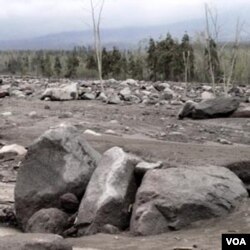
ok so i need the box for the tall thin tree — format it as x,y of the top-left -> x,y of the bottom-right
90,0 -> 105,92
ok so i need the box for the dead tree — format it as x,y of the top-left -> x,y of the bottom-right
204,3 -> 217,94
183,50 -> 190,96
204,3 -> 243,95
222,19 -> 243,94
90,0 -> 105,92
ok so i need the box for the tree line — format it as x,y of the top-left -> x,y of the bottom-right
0,32 -> 250,84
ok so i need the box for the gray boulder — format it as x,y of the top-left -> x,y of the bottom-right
154,82 -> 170,91
161,88 -> 175,100
130,166 -> 247,236
76,147 -> 139,236
107,93 -> 121,104
15,125 -> 101,229
119,87 -> 131,98
26,208 -> 69,235
120,79 -> 138,87
201,91 -> 215,100
41,83 -> 79,101
178,97 -> 240,119
81,92 -> 96,100
0,234 -> 72,250
10,89 -> 26,98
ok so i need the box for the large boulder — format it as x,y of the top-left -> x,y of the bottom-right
76,147 -> 139,236
15,125 -> 101,229
0,234 -> 72,250
178,97 -> 240,119
26,208 -> 69,235
41,83 -> 79,101
130,166 -> 247,236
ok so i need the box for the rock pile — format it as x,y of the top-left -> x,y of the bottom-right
15,124 -> 101,230
0,76 -> 249,107
11,125 -> 248,238
1,76 -> 250,120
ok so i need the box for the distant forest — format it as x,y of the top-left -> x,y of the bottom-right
1,32 -> 250,85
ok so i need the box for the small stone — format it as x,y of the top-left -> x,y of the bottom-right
109,120 -> 119,124
28,111 -> 38,118
0,144 -> 27,156
26,208 -> 69,235
201,91 -> 215,100
135,161 -> 163,176
60,193 -> 79,213
82,93 -> 96,100
1,112 -> 12,116
173,248 -> 193,250
44,105 -> 51,110
97,92 -> 108,102
104,129 -> 118,135
119,87 -> 131,98
102,224 -> 120,234
58,112 -> 73,118
84,129 -> 101,136
124,126 -> 130,131
107,93 -> 121,105
217,138 -> 233,145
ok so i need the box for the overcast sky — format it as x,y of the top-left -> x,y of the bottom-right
0,0 -> 249,39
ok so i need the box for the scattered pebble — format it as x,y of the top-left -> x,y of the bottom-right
84,129 -> 101,136
217,138 -> 233,145
1,112 -> 12,116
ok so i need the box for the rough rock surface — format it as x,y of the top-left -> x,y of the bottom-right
0,233 -> 72,250
26,208 -> 69,235
231,105 -> 250,118
135,161 -> 163,176
0,144 -> 27,157
15,125 -> 101,228
130,166 -> 247,236
178,97 -> 240,119
60,193 -> 79,213
41,83 -> 79,101
76,147 -> 139,236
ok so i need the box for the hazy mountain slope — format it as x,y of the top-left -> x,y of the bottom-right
0,7 -> 249,50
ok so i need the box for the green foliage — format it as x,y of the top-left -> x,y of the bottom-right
146,33 -> 195,81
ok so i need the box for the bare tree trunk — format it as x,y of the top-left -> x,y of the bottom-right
183,51 -> 190,97
205,3 -> 216,95
90,0 -> 105,93
225,19 -> 242,91
204,3 -> 243,96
